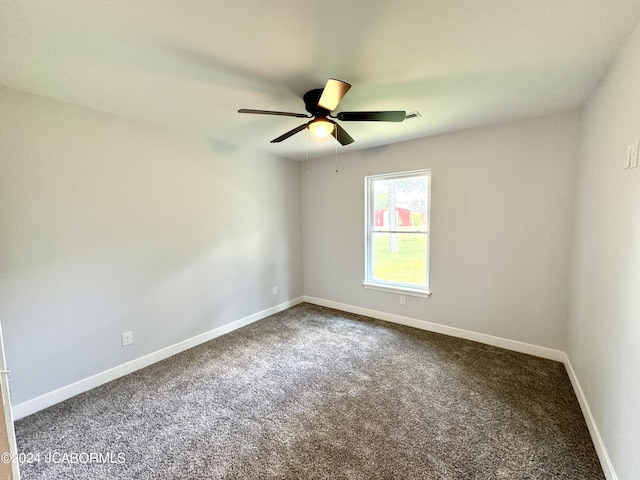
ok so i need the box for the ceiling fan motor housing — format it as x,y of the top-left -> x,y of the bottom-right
303,88 -> 329,116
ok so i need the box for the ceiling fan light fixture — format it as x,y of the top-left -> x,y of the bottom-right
308,119 -> 334,138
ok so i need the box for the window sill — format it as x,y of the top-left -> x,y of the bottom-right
362,282 -> 432,299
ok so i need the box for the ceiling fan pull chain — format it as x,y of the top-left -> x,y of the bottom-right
306,129 -> 310,175
335,141 -> 339,173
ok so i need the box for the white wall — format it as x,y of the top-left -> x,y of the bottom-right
302,112 -> 581,350
568,20 -> 640,480
0,87 -> 303,405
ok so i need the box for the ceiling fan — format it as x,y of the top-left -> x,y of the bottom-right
238,79 -> 407,145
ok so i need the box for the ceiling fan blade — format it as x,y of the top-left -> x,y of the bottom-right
332,123 -> 355,146
270,123 -> 309,143
238,109 -> 310,118
336,111 -> 406,122
318,79 -> 352,112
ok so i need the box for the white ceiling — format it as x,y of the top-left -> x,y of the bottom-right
2,0 -> 640,160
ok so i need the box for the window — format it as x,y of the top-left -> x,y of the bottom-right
364,170 -> 431,297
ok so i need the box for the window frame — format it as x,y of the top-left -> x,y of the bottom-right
363,169 -> 432,298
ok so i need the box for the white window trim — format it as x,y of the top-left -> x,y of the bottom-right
362,281 -> 432,298
363,169 -> 432,298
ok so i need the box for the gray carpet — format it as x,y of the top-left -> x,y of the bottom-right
15,303 -> 604,479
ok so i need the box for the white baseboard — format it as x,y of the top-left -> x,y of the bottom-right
303,295 -> 617,479
12,297 -> 304,420
303,296 -> 565,362
563,356 -> 617,480
13,295 -> 617,480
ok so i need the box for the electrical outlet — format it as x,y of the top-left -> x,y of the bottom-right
122,331 -> 134,346
400,295 -> 406,305
272,286 -> 278,295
